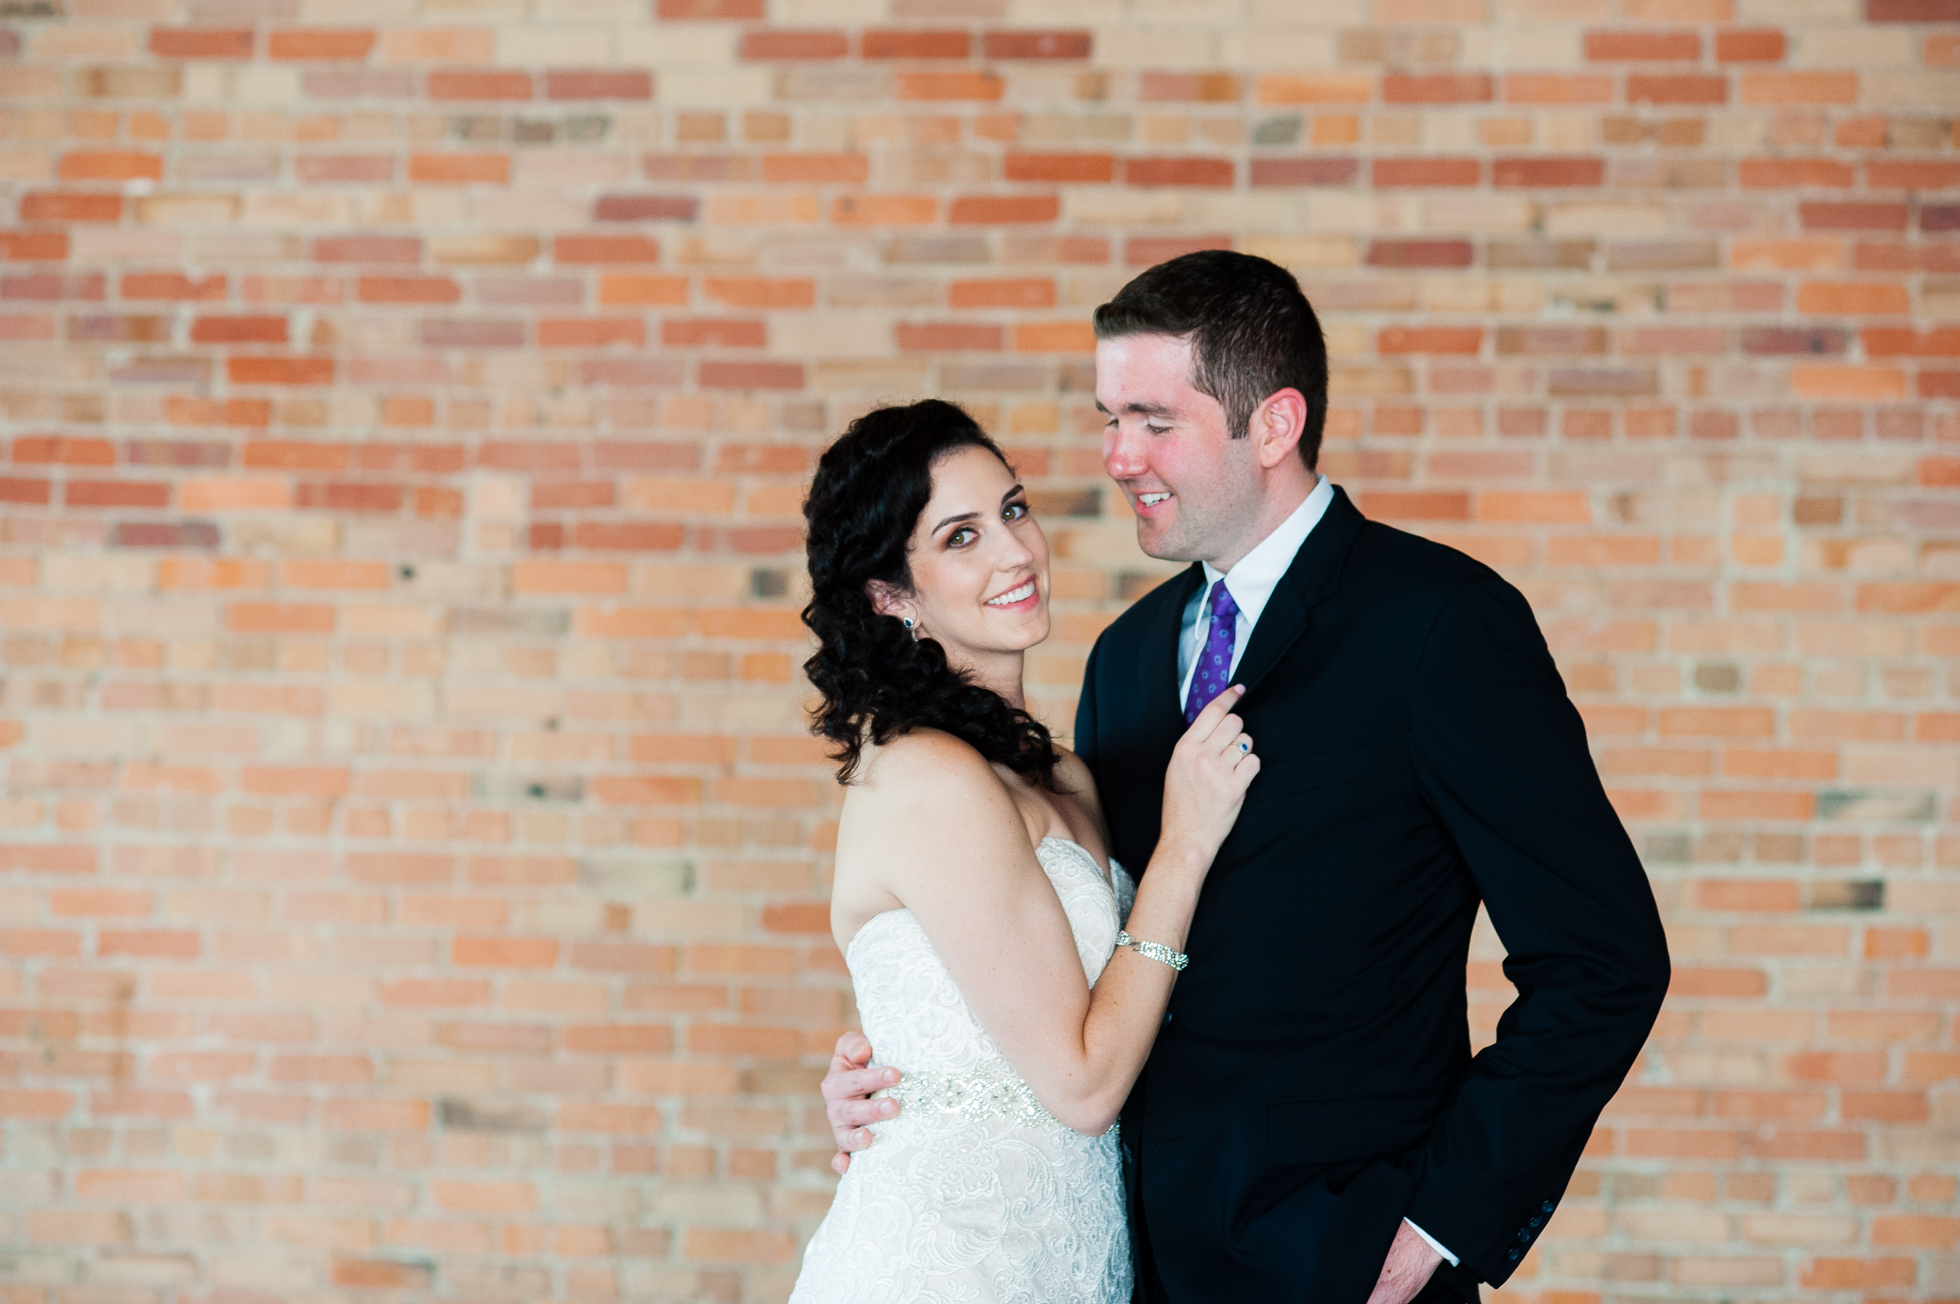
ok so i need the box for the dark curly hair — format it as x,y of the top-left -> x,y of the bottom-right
802,399 -> 1061,787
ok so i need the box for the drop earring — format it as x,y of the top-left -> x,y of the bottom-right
902,617 -> 917,640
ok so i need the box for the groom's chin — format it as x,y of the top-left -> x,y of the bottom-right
1134,524 -> 1196,564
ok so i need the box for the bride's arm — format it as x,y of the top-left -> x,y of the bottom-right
875,690 -> 1255,1137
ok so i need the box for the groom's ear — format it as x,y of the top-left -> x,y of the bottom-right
1251,388 -> 1308,470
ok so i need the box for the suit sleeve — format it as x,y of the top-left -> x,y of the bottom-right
1401,574 -> 1670,1287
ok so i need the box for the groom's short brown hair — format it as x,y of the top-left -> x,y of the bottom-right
1092,250 -> 1330,469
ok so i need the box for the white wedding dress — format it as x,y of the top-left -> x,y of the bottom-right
789,837 -> 1137,1304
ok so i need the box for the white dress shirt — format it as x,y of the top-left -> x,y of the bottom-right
1168,472 -> 1462,1271
1175,474 -> 1334,702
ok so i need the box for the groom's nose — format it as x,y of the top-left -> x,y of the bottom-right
1102,422 -> 1147,480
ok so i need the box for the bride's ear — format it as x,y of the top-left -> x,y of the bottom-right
865,579 -> 909,623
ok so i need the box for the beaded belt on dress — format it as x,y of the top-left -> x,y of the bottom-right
875,1070 -> 1113,1136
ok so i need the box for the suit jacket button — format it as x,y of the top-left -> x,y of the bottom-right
1529,1217 -> 1541,1228
1508,1250 -> 1520,1263
1541,1201 -> 1554,1213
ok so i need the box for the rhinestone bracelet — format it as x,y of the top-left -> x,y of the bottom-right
1116,930 -> 1188,971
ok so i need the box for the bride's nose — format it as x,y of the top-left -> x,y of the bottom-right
996,527 -> 1037,571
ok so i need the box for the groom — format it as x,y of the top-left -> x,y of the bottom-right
821,251 -> 1670,1303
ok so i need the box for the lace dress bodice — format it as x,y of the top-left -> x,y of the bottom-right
789,838 -> 1137,1304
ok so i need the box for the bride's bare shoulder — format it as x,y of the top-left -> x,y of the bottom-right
855,728 -> 1008,805
1050,746 -> 1104,811
843,730 -> 1035,879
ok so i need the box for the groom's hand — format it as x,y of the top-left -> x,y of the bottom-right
820,1031 -> 901,1175
1364,1220 -> 1444,1304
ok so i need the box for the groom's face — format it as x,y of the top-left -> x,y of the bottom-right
1096,332 -> 1259,566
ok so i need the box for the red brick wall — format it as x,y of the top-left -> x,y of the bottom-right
2,1 -> 1957,1299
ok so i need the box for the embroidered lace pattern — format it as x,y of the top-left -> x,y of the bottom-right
789,837 -> 1137,1304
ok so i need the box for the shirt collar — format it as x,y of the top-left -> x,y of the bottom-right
1199,474 -> 1333,632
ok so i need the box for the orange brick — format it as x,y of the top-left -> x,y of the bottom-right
1741,72 -> 1858,105
452,937 -> 558,968
226,604 -> 334,634
429,1179 -> 536,1213
268,29 -> 377,59
58,152 -> 164,182
407,153 -> 510,184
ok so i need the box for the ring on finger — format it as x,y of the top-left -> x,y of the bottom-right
1238,739 -> 1252,755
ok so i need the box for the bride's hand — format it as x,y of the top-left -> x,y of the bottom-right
1158,685 -> 1258,866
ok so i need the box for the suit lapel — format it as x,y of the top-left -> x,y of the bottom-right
1143,563 -> 1204,740
1230,486 -> 1365,699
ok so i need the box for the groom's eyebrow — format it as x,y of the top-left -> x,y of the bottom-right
1095,399 -> 1177,417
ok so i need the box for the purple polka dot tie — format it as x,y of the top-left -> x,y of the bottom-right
1183,581 -> 1239,725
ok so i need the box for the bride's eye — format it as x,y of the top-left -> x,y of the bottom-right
947,526 -> 977,548
1003,501 -> 1028,522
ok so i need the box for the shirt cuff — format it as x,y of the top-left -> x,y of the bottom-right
1403,1217 -> 1459,1267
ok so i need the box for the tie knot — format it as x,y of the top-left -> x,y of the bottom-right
1208,581 -> 1238,619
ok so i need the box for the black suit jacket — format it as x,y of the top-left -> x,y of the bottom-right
1074,488 -> 1670,1301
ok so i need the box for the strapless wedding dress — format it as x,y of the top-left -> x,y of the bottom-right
789,837 -> 1137,1304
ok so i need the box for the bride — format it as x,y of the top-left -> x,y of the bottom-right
789,399 -> 1258,1303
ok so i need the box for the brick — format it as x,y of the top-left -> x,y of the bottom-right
594,194 -> 698,222
1868,160 -> 1960,190
1742,158 -> 1855,188
1795,203 -> 1905,234
1627,74 -> 1728,104
149,28 -> 254,59
544,70 -> 651,100
58,152 -> 164,182
1494,158 -> 1606,188
21,193 -> 122,223
860,30 -> 969,59
1742,72 -> 1859,105
740,30 -> 849,60
1373,158 -> 1480,187
190,316 -> 288,344
1380,327 -> 1482,354
1586,31 -> 1700,62
599,275 -> 690,306
1004,153 -> 1115,183
356,276 -> 460,304
1256,74 -> 1373,104
1249,158 -> 1362,186
407,154 -> 510,184
427,70 -> 533,100
1366,239 -> 1473,268
228,358 -> 334,386
985,31 -> 1092,60
894,71 -> 1001,100
1122,157 -> 1235,187
949,195 -> 1061,224
1505,75 -> 1614,104
268,30 -> 377,60
1383,74 -> 1492,103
